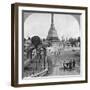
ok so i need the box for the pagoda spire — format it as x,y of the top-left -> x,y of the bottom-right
51,13 -> 54,25
47,13 -> 60,42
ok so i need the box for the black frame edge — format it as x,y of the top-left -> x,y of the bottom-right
11,4 -> 15,87
11,4 -> 19,87
85,7 -> 88,83
13,2 -> 88,10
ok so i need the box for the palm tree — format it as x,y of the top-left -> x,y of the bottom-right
31,36 -> 41,48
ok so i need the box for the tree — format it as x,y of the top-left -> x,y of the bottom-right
43,38 -> 46,42
28,37 -> 30,40
24,38 -> 26,42
31,36 -> 41,48
69,38 -> 77,47
77,37 -> 80,42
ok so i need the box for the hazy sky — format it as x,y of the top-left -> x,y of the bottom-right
24,12 -> 80,40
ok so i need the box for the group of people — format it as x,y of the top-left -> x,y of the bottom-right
63,59 -> 76,71
29,46 -> 47,71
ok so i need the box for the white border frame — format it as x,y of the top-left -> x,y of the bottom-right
18,6 -> 86,84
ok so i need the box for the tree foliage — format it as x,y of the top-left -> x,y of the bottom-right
31,36 -> 41,47
69,37 -> 80,47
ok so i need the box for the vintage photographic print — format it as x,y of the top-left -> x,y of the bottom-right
23,12 -> 81,78
11,3 -> 88,87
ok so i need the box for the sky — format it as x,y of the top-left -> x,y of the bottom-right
24,12 -> 80,40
